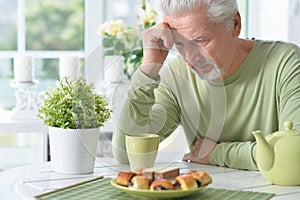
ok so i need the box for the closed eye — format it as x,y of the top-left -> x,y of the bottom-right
174,41 -> 185,56
174,41 -> 184,48
193,38 -> 209,46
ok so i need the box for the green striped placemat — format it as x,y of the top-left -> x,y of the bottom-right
35,177 -> 275,200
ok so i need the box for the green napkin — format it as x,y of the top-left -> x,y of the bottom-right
35,177 -> 275,200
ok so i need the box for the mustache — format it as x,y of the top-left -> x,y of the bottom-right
193,60 -> 216,69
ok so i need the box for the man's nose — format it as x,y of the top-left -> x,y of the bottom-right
183,43 -> 208,66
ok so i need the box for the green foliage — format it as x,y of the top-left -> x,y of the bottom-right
37,77 -> 111,129
102,35 -> 126,56
26,0 -> 84,50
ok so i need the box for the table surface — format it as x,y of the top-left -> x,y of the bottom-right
0,155 -> 299,200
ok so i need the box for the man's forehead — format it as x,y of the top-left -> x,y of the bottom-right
164,15 -> 216,40
169,25 -> 213,41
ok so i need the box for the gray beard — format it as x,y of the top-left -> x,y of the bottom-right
189,61 -> 225,81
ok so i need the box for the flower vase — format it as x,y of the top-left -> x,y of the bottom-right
125,59 -> 140,79
104,55 -> 125,83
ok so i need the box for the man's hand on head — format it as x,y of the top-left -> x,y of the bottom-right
140,22 -> 174,79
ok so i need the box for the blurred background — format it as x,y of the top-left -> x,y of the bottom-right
0,0 -> 299,170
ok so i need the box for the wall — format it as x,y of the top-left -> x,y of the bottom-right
248,0 -> 300,46
289,0 -> 300,45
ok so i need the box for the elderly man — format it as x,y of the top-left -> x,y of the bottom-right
112,0 -> 300,170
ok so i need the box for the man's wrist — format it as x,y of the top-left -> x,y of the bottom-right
140,63 -> 163,80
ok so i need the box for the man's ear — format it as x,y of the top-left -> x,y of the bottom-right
232,12 -> 241,37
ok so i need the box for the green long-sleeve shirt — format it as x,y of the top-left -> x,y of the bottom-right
112,40 -> 300,170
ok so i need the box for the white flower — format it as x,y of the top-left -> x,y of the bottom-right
97,19 -> 125,36
138,1 -> 157,27
97,22 -> 108,36
139,11 -> 156,25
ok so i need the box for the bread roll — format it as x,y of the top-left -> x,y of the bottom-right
116,171 -> 136,186
129,176 -> 149,189
150,179 -> 174,190
175,174 -> 198,190
189,171 -> 212,186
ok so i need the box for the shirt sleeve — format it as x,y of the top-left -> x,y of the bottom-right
112,68 -> 181,164
277,44 -> 300,130
209,141 -> 258,170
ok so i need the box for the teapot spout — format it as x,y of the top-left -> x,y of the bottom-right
252,130 -> 274,171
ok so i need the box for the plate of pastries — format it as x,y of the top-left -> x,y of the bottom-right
111,167 -> 212,198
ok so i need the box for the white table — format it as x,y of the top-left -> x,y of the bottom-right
0,155 -> 299,200
0,111 -> 116,165
0,111 -> 48,162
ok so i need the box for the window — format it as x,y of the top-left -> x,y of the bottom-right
237,0 -> 248,38
0,0 -> 85,111
0,0 -> 103,170
104,0 -> 141,26
0,1 -> 17,51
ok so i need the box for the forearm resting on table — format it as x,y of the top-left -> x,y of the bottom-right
209,141 -> 258,170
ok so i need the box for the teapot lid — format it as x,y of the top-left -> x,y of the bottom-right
273,121 -> 300,136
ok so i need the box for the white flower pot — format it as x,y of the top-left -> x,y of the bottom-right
48,127 -> 100,174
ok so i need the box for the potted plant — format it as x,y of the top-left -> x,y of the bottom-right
37,76 -> 111,174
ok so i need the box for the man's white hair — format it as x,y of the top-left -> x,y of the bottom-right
159,0 -> 238,29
